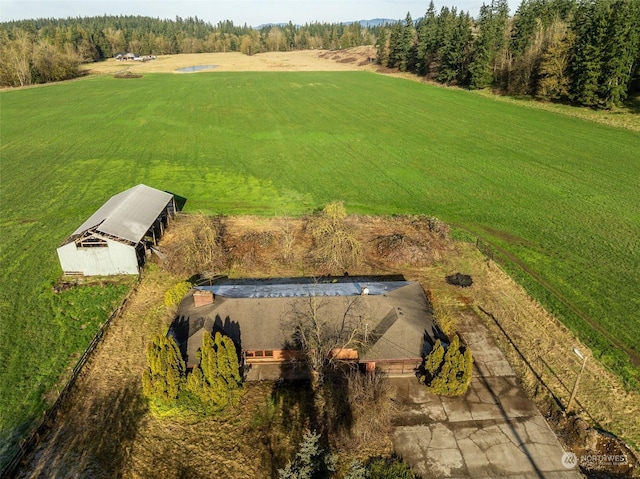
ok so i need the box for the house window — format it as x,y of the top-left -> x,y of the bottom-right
244,350 -> 274,358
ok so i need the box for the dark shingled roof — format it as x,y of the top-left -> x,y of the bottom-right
172,277 -> 435,367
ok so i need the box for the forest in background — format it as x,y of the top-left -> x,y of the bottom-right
1,0 -> 639,106
379,0 -> 640,108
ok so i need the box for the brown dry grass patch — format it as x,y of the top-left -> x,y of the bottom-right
81,47 -> 378,76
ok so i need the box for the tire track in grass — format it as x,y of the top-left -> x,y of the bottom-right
473,229 -> 640,368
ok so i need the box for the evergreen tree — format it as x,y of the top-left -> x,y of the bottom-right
449,11 -> 474,84
569,0 -> 609,106
142,334 -> 186,405
415,1 -> 438,76
186,331 -> 242,411
599,0 -> 640,107
386,22 -> 403,68
399,12 -> 416,72
376,27 -> 389,65
468,0 -> 511,89
468,4 -> 496,88
435,6 -> 459,83
278,430 -> 336,479
420,335 -> 473,396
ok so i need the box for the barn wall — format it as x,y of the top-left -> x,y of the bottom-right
57,238 -> 138,275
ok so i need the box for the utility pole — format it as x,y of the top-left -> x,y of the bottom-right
567,347 -> 587,413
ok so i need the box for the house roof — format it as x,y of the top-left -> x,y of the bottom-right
173,278 -> 435,367
70,184 -> 173,244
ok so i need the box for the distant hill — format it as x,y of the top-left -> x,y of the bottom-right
255,19 -> 396,29
353,18 -> 397,27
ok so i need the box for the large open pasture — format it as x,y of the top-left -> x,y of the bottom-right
1,70 -> 639,463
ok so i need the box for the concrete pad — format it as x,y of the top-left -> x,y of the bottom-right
442,396 -> 474,422
389,311 -> 583,479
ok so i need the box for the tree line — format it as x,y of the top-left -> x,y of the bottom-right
0,15 -> 376,87
2,1 -> 639,108
379,0 -> 640,108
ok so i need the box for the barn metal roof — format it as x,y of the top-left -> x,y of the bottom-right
71,184 -> 173,244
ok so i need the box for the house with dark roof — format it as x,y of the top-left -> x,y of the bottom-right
172,276 -> 436,380
56,184 -> 175,276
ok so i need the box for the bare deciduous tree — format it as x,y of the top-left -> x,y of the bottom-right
308,202 -> 363,272
287,293 -> 367,392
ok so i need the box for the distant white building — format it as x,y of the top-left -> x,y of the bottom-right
57,184 -> 175,276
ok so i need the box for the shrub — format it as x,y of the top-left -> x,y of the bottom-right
308,202 -> 362,272
162,214 -> 230,276
420,335 -> 473,396
336,369 -> 396,448
429,294 -> 459,338
421,339 -> 445,383
278,430 -> 336,479
164,281 -> 192,307
344,460 -> 368,479
142,334 -> 186,405
367,455 -> 418,479
186,331 -> 242,411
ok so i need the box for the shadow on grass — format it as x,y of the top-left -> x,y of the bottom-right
19,378 -> 147,478
251,380 -> 317,478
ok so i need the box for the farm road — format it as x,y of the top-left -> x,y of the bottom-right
391,311 -> 582,479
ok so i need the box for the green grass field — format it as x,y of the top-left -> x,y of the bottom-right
1,71 -> 639,465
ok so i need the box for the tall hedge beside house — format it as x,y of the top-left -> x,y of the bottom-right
419,334 -> 473,396
142,334 -> 186,405
142,331 -> 242,414
186,331 -> 242,411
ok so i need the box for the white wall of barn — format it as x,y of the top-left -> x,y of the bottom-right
56,238 -> 139,275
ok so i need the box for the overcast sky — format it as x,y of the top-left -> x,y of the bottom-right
1,0 -> 521,25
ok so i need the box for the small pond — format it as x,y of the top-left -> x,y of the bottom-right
176,65 -> 218,73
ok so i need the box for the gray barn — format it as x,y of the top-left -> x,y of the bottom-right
57,184 -> 175,276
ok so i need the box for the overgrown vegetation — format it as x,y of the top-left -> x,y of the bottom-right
163,281 -> 192,307
9,213 -> 640,475
419,335 -> 473,396
162,213 -> 230,277
331,369 -> 396,449
308,202 -> 363,273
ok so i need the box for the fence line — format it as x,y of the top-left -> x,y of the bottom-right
1,277 -> 141,478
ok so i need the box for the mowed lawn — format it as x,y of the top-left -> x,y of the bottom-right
1,71 -> 639,458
